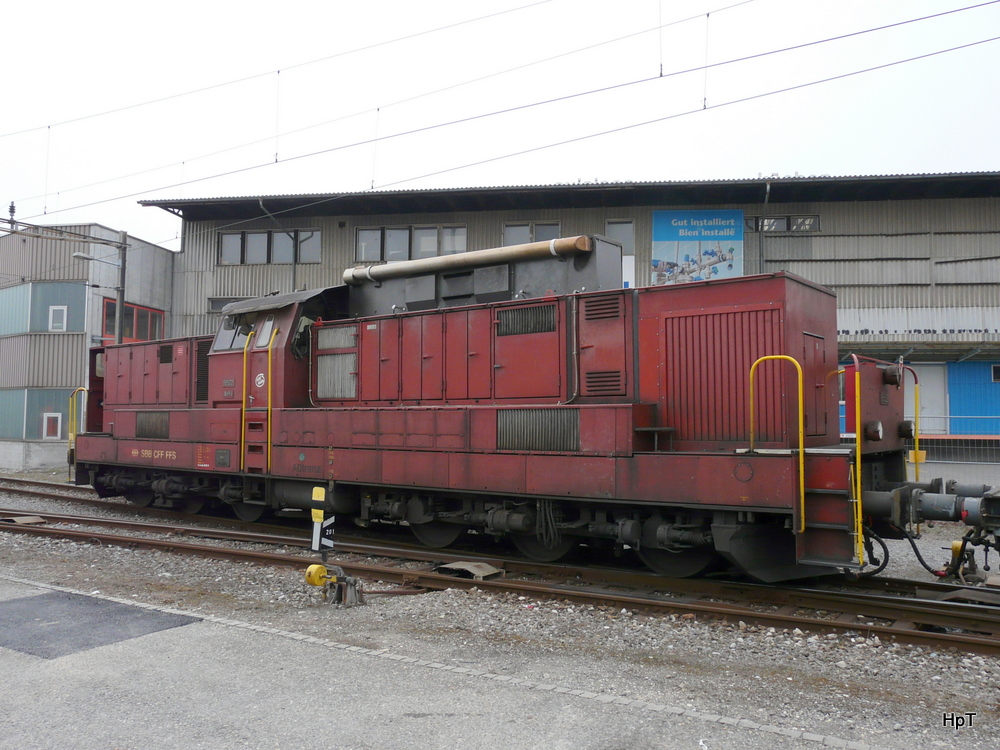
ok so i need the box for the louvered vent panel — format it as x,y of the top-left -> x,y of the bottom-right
497,304 -> 556,336
663,308 -> 785,442
317,353 -> 357,399
136,411 -> 170,439
159,344 -> 173,364
195,340 -> 211,402
318,325 -> 357,349
584,371 -> 624,394
583,295 -> 623,320
497,408 -> 579,452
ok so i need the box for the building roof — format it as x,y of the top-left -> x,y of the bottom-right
140,172 -> 1000,221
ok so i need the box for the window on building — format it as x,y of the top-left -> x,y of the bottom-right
604,220 -> 635,256
354,226 -> 467,262
385,228 -> 409,262
102,299 -> 165,343
503,222 -> 560,246
790,216 -> 820,232
605,220 -> 635,289
993,364 -> 1000,383
42,412 -> 61,440
208,297 -> 250,313
441,226 -> 466,255
48,306 -> 67,332
218,229 -> 322,265
745,215 -> 820,232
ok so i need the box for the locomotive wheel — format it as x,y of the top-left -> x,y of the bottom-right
231,502 -> 266,523
180,497 -> 206,514
638,545 -> 723,578
123,489 -> 154,508
410,521 -> 464,549
511,533 -> 576,562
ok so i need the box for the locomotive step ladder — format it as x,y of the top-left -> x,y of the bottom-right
749,356 -> 863,570
798,449 -> 860,568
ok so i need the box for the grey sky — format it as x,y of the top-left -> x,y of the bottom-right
2,0 -> 997,249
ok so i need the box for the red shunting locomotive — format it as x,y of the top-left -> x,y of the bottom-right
73,235 -> 999,581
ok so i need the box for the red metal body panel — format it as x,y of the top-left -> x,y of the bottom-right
526,456 -> 615,498
467,308 -> 493,399
382,450 -> 450,488
269,446 -> 327,479
578,293 -> 629,398
448,453 -> 526,493
77,273 -> 856,543
637,274 -> 838,451
844,361 -> 906,454
379,318 -> 401,401
191,443 -> 239,472
328,448 -> 380,482
77,434 -> 116,462
494,301 -> 563,398
207,351 -> 242,406
116,440 -> 192,468
617,453 -> 796,509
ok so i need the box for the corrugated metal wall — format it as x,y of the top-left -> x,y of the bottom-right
0,390 -> 25,439
167,196 -> 1000,350
24,389 -> 75,440
947,361 -> 1000,434
0,285 -> 30,335
0,333 -> 87,388
29,282 -> 87,332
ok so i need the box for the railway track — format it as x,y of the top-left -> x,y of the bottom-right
2,476 -> 1000,655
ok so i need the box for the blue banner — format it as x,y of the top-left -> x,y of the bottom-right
651,210 -> 744,285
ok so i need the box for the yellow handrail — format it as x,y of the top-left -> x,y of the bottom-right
239,330 -> 254,472
67,387 -> 87,480
266,326 -> 279,474
913,382 -> 921,482
749,355 -> 805,533
847,355 -> 865,566
898,364 -> 921,482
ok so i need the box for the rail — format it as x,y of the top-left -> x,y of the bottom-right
748,355 -> 805,533
3,503 -> 1000,654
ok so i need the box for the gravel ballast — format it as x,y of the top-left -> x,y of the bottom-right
1,480 -> 998,749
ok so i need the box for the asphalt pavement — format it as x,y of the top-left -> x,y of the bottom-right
0,576 -> 877,750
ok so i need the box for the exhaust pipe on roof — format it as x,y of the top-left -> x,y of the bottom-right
342,235 -> 593,286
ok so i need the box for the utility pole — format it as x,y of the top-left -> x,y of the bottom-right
115,230 -> 127,345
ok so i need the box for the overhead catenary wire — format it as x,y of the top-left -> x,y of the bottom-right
13,1 -> 995,221
375,34 -> 1000,189
16,6 -> 1000,233
13,0 -> 756,205
4,25 -> 993,288
0,0 -> 556,141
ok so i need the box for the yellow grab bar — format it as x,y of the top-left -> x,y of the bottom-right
749,355 -> 805,533
239,330 -> 254,472
67,387 -> 87,481
266,327 -> 279,474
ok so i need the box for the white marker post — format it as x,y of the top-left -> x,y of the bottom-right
309,486 -> 335,557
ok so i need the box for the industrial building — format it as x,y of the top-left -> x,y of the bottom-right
143,172 -> 1000,483
0,223 -> 173,469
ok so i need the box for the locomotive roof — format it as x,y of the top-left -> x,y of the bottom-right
221,286 -> 345,316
